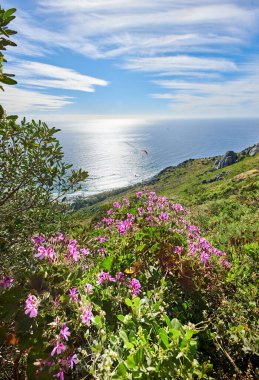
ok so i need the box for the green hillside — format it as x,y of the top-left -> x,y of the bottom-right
75,150 -> 259,252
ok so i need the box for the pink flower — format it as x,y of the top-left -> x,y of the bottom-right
220,258 -> 231,269
25,294 -> 38,318
67,353 -> 78,369
56,232 -> 64,241
35,246 -> 46,260
81,248 -> 90,256
129,278 -> 141,296
113,202 -> 121,209
85,283 -> 93,295
172,203 -> 184,212
174,246 -> 184,254
68,288 -> 78,302
51,342 -> 67,356
200,253 -> 210,264
158,212 -> 170,222
102,217 -> 114,226
81,306 -> 93,326
138,207 -> 144,216
68,245 -> 80,262
99,248 -> 106,255
31,234 -> 45,246
46,247 -> 56,260
97,271 -> 116,285
60,323 -> 71,341
1,276 -> 14,288
117,219 -> 132,234
69,239 -> 77,246
53,370 -> 65,380
136,191 -> 143,198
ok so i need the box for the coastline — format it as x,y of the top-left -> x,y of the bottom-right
71,142 -> 258,212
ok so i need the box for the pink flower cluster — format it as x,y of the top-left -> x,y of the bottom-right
129,278 -> 141,296
117,218 -> 133,234
0,276 -> 14,288
97,271 -> 116,285
25,294 -> 38,318
47,318 -> 79,377
188,232 -> 230,268
68,287 -> 78,302
35,246 -> 56,260
81,305 -> 93,326
32,233 -> 91,265
96,190 -> 230,271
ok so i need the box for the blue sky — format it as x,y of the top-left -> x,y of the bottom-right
1,0 -> 259,122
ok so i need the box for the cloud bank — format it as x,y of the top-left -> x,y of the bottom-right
4,0 -> 259,116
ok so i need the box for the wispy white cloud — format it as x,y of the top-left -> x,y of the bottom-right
8,61 -> 108,92
12,1 -> 259,59
2,60 -> 108,113
151,61 -> 259,117
1,87 -> 74,113
122,56 -> 237,74
6,0 -> 259,116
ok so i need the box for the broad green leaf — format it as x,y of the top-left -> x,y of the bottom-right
116,362 -> 127,377
117,314 -> 125,323
125,298 -> 132,307
100,255 -> 113,271
119,329 -> 129,344
171,318 -> 181,331
159,328 -> 169,348
126,354 -> 136,369
4,8 -> 16,19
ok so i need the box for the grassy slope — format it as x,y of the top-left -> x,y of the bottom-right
74,151 -> 259,378
75,153 -> 259,252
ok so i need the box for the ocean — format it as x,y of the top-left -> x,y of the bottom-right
57,118 -> 259,196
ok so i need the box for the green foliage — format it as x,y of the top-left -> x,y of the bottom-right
72,153 -> 259,378
91,296 -> 213,379
0,191 -> 232,379
0,6 -> 17,97
0,116 -> 88,270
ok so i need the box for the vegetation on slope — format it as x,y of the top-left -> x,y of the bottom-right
0,5 -> 258,379
71,150 -> 259,379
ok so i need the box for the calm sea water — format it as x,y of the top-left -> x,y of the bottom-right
57,118 -> 259,196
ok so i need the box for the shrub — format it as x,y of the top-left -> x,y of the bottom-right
1,191 -> 232,379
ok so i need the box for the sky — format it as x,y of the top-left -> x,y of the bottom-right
1,0 -> 259,122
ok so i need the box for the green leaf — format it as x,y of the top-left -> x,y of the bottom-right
135,348 -> 144,365
119,329 -> 129,344
4,8 -> 16,19
164,315 -> 172,329
100,255 -> 113,271
126,354 -> 136,369
159,328 -> 169,348
93,315 -> 102,327
125,342 -> 134,349
185,329 -> 195,340
171,318 -> 181,331
125,298 -> 132,307
117,314 -> 125,323
6,115 -> 18,121
0,75 -> 17,85
169,329 -> 180,339
116,362 -> 127,377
